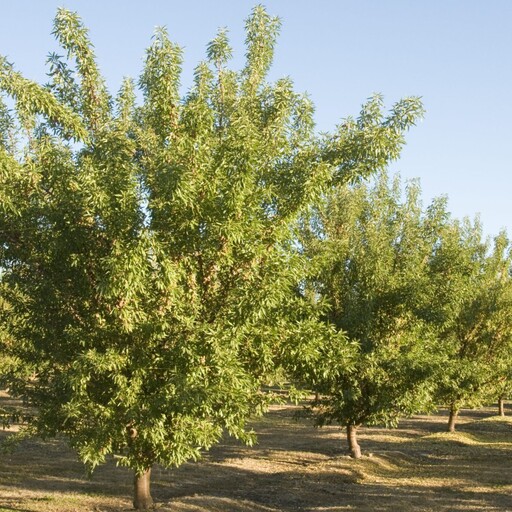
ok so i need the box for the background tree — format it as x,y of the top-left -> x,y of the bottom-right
296,173 -> 445,458
0,7 -> 423,508
482,233 -> 512,417
426,224 -> 512,430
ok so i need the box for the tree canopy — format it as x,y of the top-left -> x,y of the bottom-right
0,6 -> 424,509
295,172 -> 448,457
425,221 -> 512,430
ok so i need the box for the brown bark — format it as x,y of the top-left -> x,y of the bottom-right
447,404 -> 459,432
346,424 -> 362,459
133,467 -> 154,510
498,396 -> 506,417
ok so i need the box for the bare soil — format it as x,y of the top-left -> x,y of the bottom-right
0,394 -> 511,511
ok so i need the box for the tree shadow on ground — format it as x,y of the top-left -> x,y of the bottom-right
0,404 -> 511,511
153,405 -> 512,511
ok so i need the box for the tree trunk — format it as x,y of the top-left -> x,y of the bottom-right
498,396 -> 506,417
447,404 -> 458,432
133,467 -> 153,510
346,424 -> 362,459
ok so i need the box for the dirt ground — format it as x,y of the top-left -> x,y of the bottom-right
1,394 -> 511,512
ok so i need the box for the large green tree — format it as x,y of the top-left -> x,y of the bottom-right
296,173 -> 445,458
0,7 -> 423,508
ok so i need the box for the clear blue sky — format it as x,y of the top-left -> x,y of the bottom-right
1,1 -> 511,237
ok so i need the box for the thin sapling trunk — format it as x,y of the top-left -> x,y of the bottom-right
498,396 -> 506,417
447,403 -> 459,432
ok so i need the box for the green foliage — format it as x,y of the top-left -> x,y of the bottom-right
321,94 -> 424,184
0,7 -> 421,482
0,57 -> 88,141
0,95 -> 14,150
297,173 -> 445,431
0,7 -> 424,496
426,223 -> 512,411
52,7 -> 110,132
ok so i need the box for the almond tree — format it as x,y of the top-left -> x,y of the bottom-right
296,173 -> 445,458
0,7 -> 423,508
427,225 -> 512,430
482,233 -> 512,417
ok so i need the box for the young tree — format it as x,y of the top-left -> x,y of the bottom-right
483,233 -> 512,417
296,173 -> 445,458
0,7 -> 423,508
427,225 -> 512,430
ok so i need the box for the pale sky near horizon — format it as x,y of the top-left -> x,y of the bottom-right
1,1 -> 511,238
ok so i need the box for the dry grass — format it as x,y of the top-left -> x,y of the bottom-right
0,394 -> 511,511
